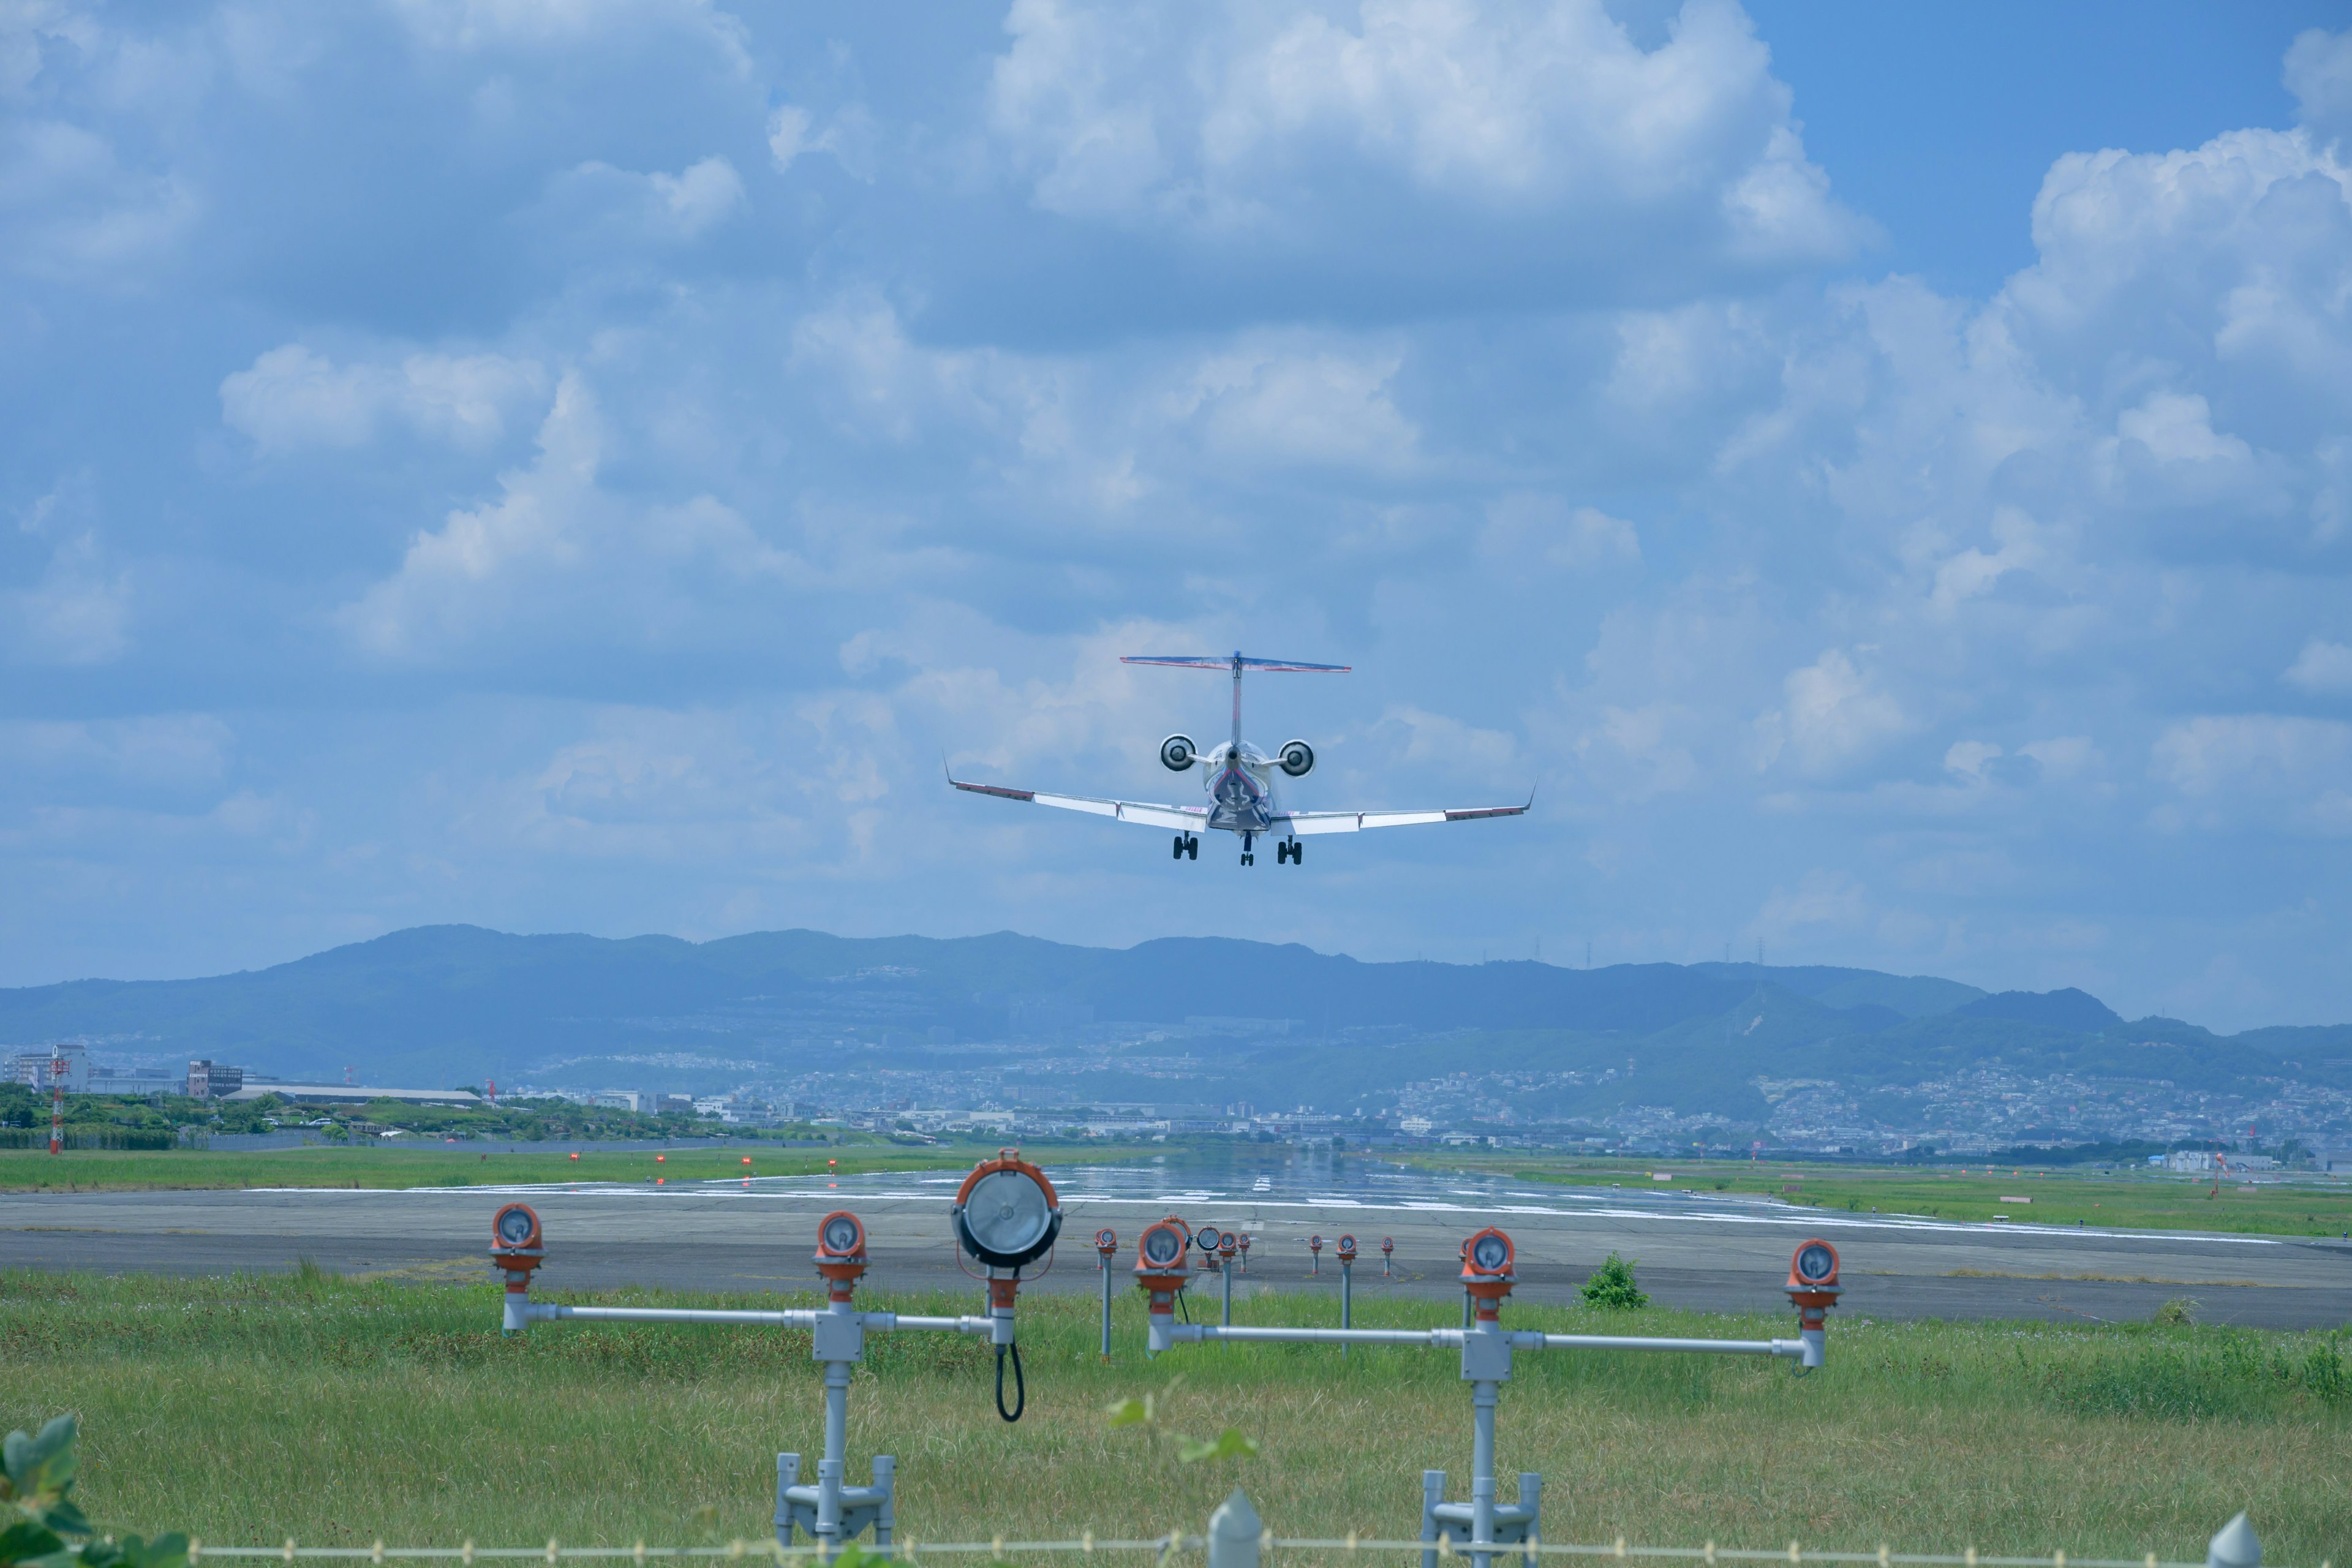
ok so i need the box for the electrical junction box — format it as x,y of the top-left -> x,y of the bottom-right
812,1312 -> 865,1363
1460,1327 -> 1512,1382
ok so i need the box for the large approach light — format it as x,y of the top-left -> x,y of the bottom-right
494,1204 -> 540,1250
951,1152 -> 1063,1269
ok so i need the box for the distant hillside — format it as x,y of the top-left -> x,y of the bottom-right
0,925 -> 2335,1112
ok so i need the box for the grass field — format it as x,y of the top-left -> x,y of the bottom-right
0,1142 -> 1133,1194
4,1269 -> 2346,1564
1422,1155 -> 2352,1240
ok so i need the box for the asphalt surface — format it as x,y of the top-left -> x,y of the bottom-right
5,1161 -> 2346,1328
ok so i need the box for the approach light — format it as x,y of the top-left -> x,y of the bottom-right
1139,1221 -> 1186,1268
1095,1226 -> 1118,1254
1463,1227 -> 1513,1277
951,1152 -> 1064,1269
494,1204 -> 540,1249
1309,1234 -> 1324,1252
1336,1234 -> 1357,1262
818,1211 -> 866,1259
1217,1232 -> 1237,1262
1791,1240 -> 1839,1289
1380,1237 -> 1394,1255
1195,1225 -> 1224,1253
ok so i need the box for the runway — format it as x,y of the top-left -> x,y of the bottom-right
5,1155 -> 2346,1327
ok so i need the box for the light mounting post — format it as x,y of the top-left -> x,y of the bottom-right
491,1153 -> 1061,1553
1139,1227 -> 1838,1568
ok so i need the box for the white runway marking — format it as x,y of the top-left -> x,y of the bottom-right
238,1180 -> 2285,1246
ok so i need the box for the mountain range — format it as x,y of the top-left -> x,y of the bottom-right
5,927 -> 2350,1130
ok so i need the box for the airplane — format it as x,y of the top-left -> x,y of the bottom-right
948,651 -> 1531,865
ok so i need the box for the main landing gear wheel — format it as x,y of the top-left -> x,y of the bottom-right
1171,833 -> 1199,861
1240,831 -> 1254,867
1277,838 -> 1303,865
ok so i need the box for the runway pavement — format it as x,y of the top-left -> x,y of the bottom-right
4,1163 -> 2345,1328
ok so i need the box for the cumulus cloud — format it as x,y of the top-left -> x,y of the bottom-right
2286,26 -> 2352,145
220,344 -> 548,453
1175,342 -> 1419,470
0,116 -> 197,281
337,374 -> 804,661
1482,496 -> 1640,568
2285,638 -> 2352,695
984,0 -> 1866,295
1766,650 -> 1907,778
537,154 -> 747,243
2151,714 -> 2352,834
2,491 -> 130,667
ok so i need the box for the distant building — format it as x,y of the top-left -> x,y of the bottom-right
590,1090 -> 647,1112
187,1060 -> 244,1099
12,1044 -> 89,1093
221,1084 -> 481,1107
85,1066 -> 183,1095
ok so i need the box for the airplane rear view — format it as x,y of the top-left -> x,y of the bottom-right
949,652 -> 1530,865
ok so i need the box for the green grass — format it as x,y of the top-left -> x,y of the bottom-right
1421,1155 -> 2352,1239
4,1270 -> 2346,1563
0,1142 -> 1139,1193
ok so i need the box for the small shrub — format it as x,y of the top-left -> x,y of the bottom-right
2152,1298 -> 2196,1326
1580,1251 -> 1648,1310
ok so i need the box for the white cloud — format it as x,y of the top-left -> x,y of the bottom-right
1,526 -> 129,667
1771,649 -> 1907,777
767,102 -> 877,181
985,0 -> 1863,281
2284,638 -> 2352,695
647,155 -> 745,235
546,154 -> 746,241
1482,495 -> 1640,568
337,374 -> 805,660
0,116 -> 197,281
1178,344 -> 1418,470
220,344 -> 548,453
2286,27 -> 2352,145
2018,736 -> 2101,782
0,714 -> 230,786
1943,740 -> 2001,781
2150,714 -> 2352,834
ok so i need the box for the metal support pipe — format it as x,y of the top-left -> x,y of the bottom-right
1340,1260 -> 1352,1360
817,1360 -> 850,1543
1221,1263 -> 1234,1330
1469,1379 -> 1498,1568
1101,1256 -> 1115,1359
524,1303 -> 819,1328
1166,1323 -> 1458,1348
1515,1330 -> 1806,1360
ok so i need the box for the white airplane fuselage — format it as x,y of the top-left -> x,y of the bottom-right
1202,742 -> 1280,836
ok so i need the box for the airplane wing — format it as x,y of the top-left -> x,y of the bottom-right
950,776 -> 1208,831
1273,799 -> 1533,836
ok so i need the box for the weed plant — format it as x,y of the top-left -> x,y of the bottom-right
2,1269 -> 2345,1562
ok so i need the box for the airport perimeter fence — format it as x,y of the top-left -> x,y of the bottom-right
173,1498 -> 2294,1568
0,1126 -> 176,1150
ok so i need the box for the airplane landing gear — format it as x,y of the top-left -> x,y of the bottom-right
1171,833 -> 1199,861
1277,837 -> 1303,865
1241,832 -> 1255,867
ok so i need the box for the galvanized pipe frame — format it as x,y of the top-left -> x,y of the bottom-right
1152,1308 -> 1818,1568
507,1286 -> 1000,1552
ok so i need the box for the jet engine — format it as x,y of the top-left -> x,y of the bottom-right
1159,734 -> 1197,771
1278,739 -> 1314,777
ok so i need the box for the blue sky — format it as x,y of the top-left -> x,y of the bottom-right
6,1 -> 2352,1031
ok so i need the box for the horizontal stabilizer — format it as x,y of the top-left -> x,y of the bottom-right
1123,652 -> 1351,673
